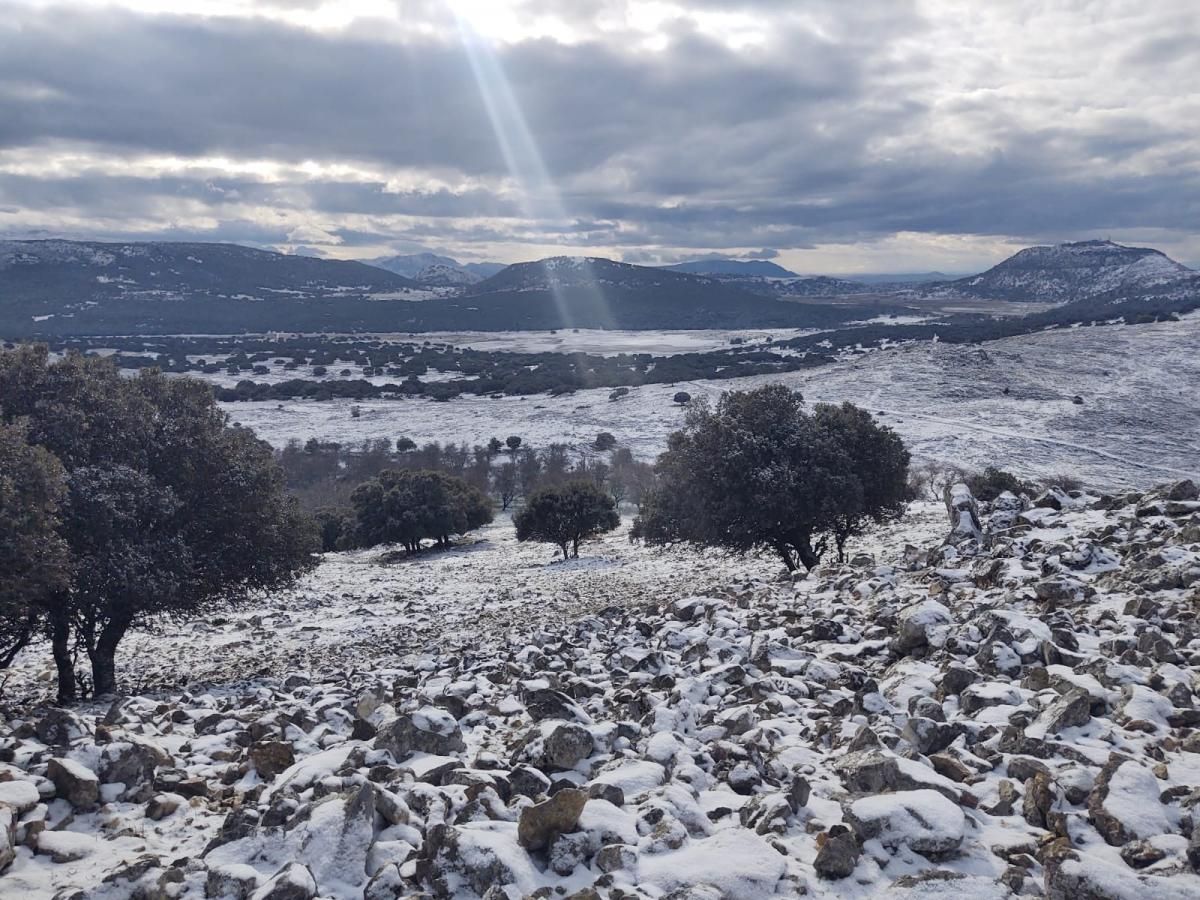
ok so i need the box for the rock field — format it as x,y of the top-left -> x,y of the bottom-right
4,480 -> 1200,898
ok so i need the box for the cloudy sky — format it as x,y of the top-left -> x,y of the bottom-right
0,0 -> 1196,273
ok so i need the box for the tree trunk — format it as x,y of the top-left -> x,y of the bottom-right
90,616 -> 131,698
772,542 -> 796,572
51,613 -> 75,704
795,535 -> 821,571
572,537 -> 580,558
559,542 -> 569,560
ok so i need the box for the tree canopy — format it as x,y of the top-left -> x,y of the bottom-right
0,345 -> 318,700
631,385 -> 909,571
348,468 -> 493,552
514,480 -> 620,560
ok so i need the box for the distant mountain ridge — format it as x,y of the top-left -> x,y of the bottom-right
366,252 -> 501,286
0,237 -> 1195,336
944,240 -> 1193,301
664,259 -> 797,277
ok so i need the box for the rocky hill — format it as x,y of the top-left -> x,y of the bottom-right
2,481 -> 1200,897
946,240 -> 1194,302
469,256 -> 715,294
663,259 -> 798,277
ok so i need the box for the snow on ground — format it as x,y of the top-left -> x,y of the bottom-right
223,316 -> 1200,490
5,487 -> 1200,898
354,328 -> 797,355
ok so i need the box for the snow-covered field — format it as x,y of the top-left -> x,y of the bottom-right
223,315 -> 1200,491
354,328 -> 793,355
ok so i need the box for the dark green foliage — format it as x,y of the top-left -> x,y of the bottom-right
632,385 -> 910,571
514,481 -> 620,560
593,432 -> 617,452
965,467 -> 1034,501
506,435 -> 523,451
488,437 -> 504,454
810,402 -> 912,560
395,436 -> 417,452
672,391 -> 692,405
348,469 -> 493,553
314,508 -> 355,552
0,345 -> 319,700
0,422 -> 70,668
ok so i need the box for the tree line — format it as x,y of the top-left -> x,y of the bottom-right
282,434 -> 656,552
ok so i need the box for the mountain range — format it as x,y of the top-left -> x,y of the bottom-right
0,238 -> 1193,336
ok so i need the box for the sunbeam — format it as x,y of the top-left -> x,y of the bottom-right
448,2 -> 614,330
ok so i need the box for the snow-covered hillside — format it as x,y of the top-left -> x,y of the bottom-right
947,240 -> 1193,302
4,484 -> 1200,897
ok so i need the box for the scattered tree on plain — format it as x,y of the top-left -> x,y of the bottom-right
514,480 -> 620,560
632,385 -> 910,572
506,435 -> 523,451
672,391 -> 692,405
593,432 -> 618,452
0,346 -> 318,701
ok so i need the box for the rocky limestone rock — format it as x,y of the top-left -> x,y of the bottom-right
250,863 -> 317,900
517,787 -> 588,850
844,789 -> 965,857
248,741 -> 295,780
372,707 -> 466,761
814,825 -> 861,879
46,758 -> 100,810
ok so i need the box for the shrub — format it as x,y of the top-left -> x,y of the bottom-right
593,432 -> 618,452
349,468 -> 493,553
514,480 -> 620,560
632,385 -> 909,571
964,467 -> 1033,501
672,391 -> 692,405
506,435 -> 523,451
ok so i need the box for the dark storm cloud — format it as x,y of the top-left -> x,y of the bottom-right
0,2 -> 1196,260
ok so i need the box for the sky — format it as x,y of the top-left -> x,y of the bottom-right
0,0 -> 1196,274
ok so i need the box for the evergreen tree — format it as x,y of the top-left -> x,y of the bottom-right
0,346 -> 318,700
632,385 -> 909,571
0,422 -> 70,668
514,480 -> 620,559
349,469 -> 493,552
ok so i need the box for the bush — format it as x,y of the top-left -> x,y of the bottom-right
632,385 -> 909,571
349,468 -> 493,553
964,467 -> 1033,501
672,391 -> 692,405
506,435 -> 523,451
514,480 -> 620,560
593,432 -> 617,452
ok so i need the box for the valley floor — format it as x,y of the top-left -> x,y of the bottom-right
222,314 -> 1200,491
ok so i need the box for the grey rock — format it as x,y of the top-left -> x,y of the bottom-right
373,708 -> 465,761
544,723 -> 594,770
517,788 -> 587,850
814,826 -> 861,880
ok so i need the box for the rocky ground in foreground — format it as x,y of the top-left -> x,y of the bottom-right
3,483 -> 1200,898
